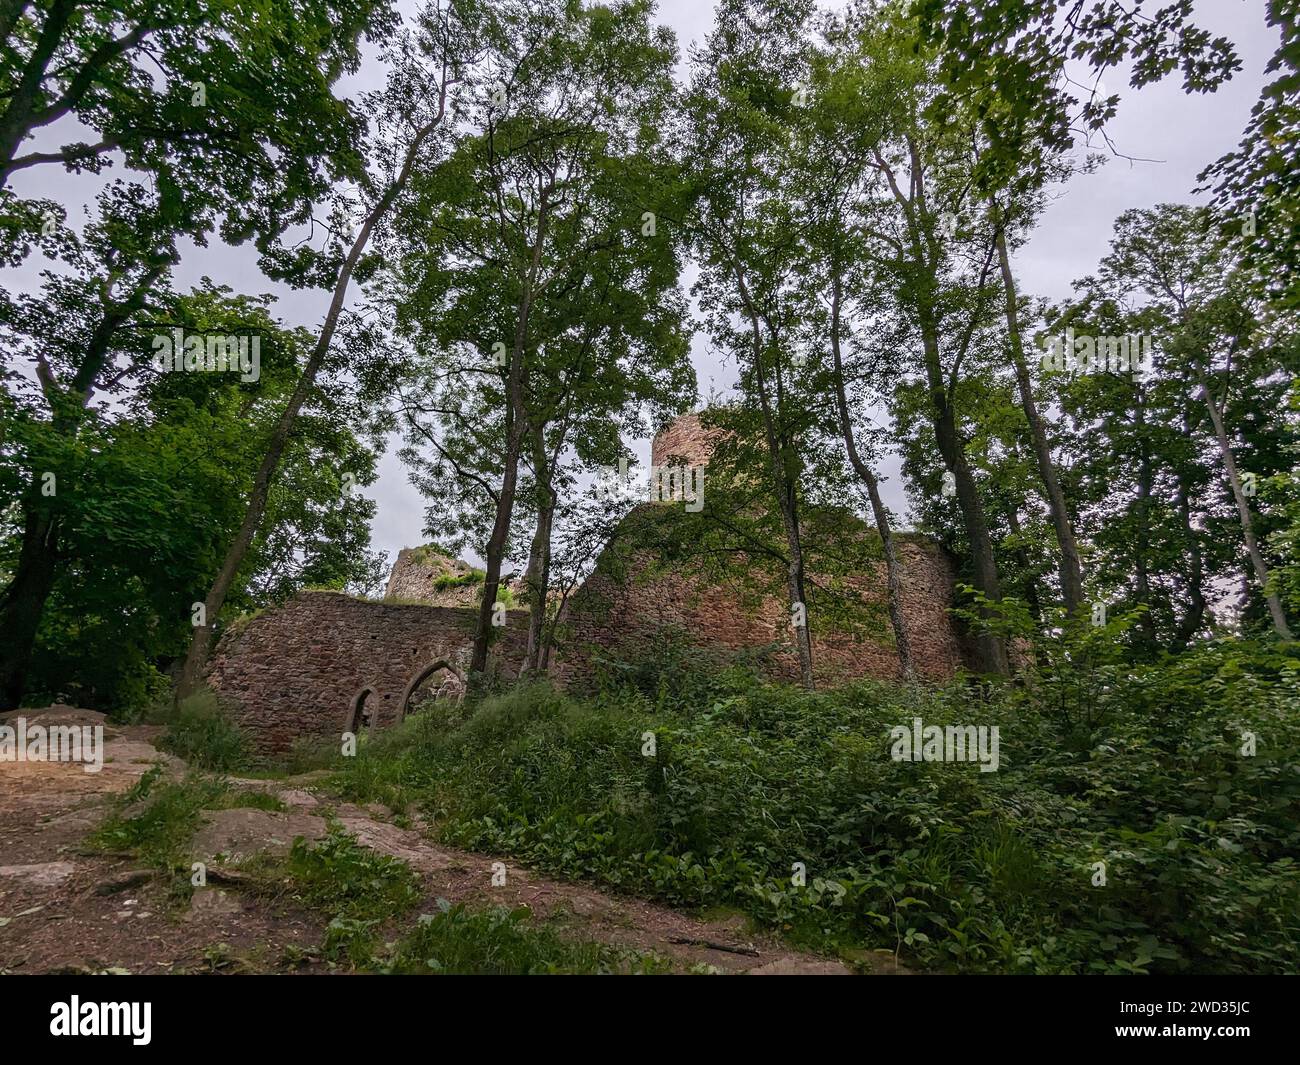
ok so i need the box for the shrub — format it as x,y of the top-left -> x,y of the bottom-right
331,643 -> 1300,973
155,689 -> 251,772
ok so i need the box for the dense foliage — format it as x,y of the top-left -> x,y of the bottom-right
334,638 -> 1300,974
2,0 -> 1298,978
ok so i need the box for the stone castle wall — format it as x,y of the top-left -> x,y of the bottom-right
560,531 -> 967,689
207,413 -> 971,753
562,412 -> 969,685
206,592 -> 528,755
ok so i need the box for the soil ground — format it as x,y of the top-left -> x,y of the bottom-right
0,706 -> 904,975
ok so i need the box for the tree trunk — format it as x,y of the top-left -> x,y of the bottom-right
933,396 -> 1009,675
469,419 -> 524,681
913,232 -> 1008,674
780,503 -> 815,689
732,265 -> 814,689
0,509 -> 60,710
521,422 -> 554,676
468,192 -> 551,682
1200,381 -> 1293,639
917,302 -> 1010,676
1133,399 -> 1160,649
827,271 -> 914,679
1172,464 -> 1208,649
874,141 -> 1007,674
176,97 -> 451,698
994,223 -> 1084,613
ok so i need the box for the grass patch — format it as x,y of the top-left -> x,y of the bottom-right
330,642 -> 1300,974
377,900 -> 672,975
433,569 -> 484,591
281,829 -> 422,922
206,789 -> 286,812
245,829 -> 422,966
153,690 -> 250,772
87,767 -> 224,875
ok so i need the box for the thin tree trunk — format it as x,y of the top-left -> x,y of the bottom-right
1200,380 -> 1293,639
918,304 -> 1010,676
0,509 -> 60,709
176,90 -> 452,697
731,263 -> 814,689
1172,463 -> 1208,649
468,191 -> 551,681
1004,505 -> 1047,669
521,421 -> 554,676
827,270 -> 913,679
1004,507 -> 1044,621
1133,399 -> 1160,649
994,223 -> 1084,613
874,142 -> 1007,675
469,417 -> 525,681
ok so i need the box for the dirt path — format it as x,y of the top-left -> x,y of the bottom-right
0,706 -> 902,975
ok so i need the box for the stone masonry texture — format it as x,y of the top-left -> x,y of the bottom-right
208,413 -> 972,753
206,592 -> 528,755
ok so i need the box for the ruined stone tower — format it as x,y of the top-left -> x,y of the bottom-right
383,545 -> 483,606
561,412 -> 973,686
206,411 -> 971,754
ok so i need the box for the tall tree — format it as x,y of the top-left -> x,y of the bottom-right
0,181 -> 177,707
841,5 -> 1013,673
0,0 -> 401,709
175,0 -> 480,696
386,0 -> 690,685
1054,204 -> 1298,641
793,15 -> 918,676
685,0 -> 820,688
1,280 -> 382,710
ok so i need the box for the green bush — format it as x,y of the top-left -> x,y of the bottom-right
332,642 -> 1300,973
378,900 -> 670,975
155,690 -> 251,772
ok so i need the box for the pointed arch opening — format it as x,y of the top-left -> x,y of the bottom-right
345,685 -> 378,736
399,659 -> 466,721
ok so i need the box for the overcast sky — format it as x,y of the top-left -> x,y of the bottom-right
4,0 -> 1279,574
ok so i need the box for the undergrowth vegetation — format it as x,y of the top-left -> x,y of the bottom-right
90,775 -> 649,974
152,690 -> 251,772
330,638 -> 1300,974
377,900 -> 672,975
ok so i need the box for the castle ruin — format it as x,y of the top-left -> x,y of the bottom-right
206,413 -> 973,754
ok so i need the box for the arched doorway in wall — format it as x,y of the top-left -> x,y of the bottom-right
345,686 -> 378,736
399,660 -> 466,721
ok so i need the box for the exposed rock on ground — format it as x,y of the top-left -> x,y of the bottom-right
0,706 -> 901,976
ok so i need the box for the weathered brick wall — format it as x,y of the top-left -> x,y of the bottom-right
209,414 -> 970,755
651,412 -> 727,469
206,591 -> 528,754
557,533 -> 969,689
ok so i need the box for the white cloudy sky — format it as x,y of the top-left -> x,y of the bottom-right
3,0 -> 1279,572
